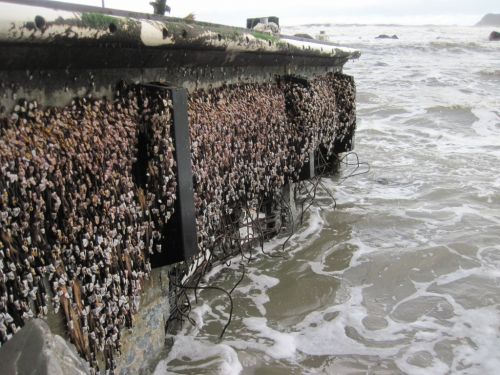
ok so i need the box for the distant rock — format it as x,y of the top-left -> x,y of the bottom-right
0,319 -> 89,375
476,14 -> 500,26
294,33 -> 314,39
376,34 -> 399,39
490,31 -> 500,41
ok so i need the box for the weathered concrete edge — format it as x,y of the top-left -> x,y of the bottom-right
0,0 -> 360,61
0,1 -> 360,112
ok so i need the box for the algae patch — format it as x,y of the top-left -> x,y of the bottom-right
80,13 -> 120,29
251,31 -> 280,43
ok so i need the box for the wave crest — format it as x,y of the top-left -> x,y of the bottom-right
429,40 -> 486,52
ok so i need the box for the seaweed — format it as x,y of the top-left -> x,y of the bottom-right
80,12 -> 121,29
251,30 -> 280,43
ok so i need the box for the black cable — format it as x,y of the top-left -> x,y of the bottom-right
169,279 -> 234,340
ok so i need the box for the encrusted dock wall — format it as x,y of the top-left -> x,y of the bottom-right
0,1 -> 359,373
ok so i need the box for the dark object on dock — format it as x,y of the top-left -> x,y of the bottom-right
376,34 -> 399,39
489,31 -> 500,41
150,0 -> 170,15
247,16 -> 279,29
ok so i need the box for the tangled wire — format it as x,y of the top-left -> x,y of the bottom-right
165,150 -> 369,341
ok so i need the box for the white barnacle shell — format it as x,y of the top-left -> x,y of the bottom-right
7,172 -> 18,183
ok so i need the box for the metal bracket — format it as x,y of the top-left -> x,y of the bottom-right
140,84 -> 198,266
168,88 -> 198,262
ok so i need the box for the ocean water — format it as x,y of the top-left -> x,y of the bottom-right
154,25 -> 500,374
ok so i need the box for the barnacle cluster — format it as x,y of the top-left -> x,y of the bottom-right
283,73 -> 356,156
0,86 -> 177,372
189,72 -> 356,255
0,72 -> 355,373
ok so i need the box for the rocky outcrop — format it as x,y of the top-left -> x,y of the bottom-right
376,34 -> 398,39
476,14 -> 500,26
294,33 -> 314,39
489,31 -> 500,41
0,319 -> 90,375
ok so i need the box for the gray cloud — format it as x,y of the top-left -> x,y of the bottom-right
53,0 -> 499,26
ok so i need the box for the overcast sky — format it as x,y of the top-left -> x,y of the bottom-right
53,0 -> 499,26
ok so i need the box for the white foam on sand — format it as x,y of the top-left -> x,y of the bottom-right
294,284 -> 406,352
295,258 -> 500,373
236,272 -> 279,316
153,335 -> 242,375
240,317 -> 297,359
302,229 -> 500,373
